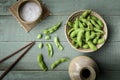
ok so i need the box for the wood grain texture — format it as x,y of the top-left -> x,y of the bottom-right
0,0 -> 120,80
0,71 -> 120,80
0,15 -> 120,41
0,0 -> 120,15
0,41 -> 120,71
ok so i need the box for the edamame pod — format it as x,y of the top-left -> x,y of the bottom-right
80,10 -> 91,18
54,37 -> 64,50
67,21 -> 73,27
79,21 -> 84,28
93,35 -> 100,44
83,44 -> 89,49
45,35 -> 51,40
68,28 -> 74,36
37,54 -> 48,71
94,28 -> 104,33
43,22 -> 61,35
90,31 -> 96,39
97,38 -> 105,44
70,29 -> 79,38
73,18 -> 79,29
37,34 -> 42,39
77,29 -> 84,47
46,43 -> 53,57
51,58 -> 69,69
87,41 -> 97,50
90,19 -> 101,30
90,15 -> 104,27
85,31 -> 90,41
38,42 -> 43,49
90,15 -> 98,21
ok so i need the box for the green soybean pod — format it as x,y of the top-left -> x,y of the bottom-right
37,34 -> 42,39
46,43 -> 53,57
37,54 -> 48,71
90,31 -> 96,39
97,38 -> 105,44
38,42 -> 43,49
96,19 -> 104,27
80,10 -> 91,18
70,29 -> 79,38
67,21 -> 73,27
90,19 -> 101,30
85,31 -> 90,41
45,35 -> 51,40
74,43 -> 79,48
87,41 -> 97,50
90,15 -> 103,27
73,18 -> 79,29
90,15 -> 98,21
51,58 -> 69,69
94,28 -> 104,33
54,37 -> 64,50
68,28 -> 74,36
43,22 -> 61,35
79,21 -> 84,28
77,29 -> 84,47
93,35 -> 100,44
83,44 -> 89,49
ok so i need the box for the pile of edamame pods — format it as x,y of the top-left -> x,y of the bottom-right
37,23 -> 69,71
67,10 -> 105,51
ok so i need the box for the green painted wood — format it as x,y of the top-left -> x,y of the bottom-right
0,15 -> 120,41
0,41 -> 120,71
0,71 -> 120,80
0,0 -> 120,16
0,0 -> 120,80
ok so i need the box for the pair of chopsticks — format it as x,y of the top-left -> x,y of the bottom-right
0,41 -> 35,80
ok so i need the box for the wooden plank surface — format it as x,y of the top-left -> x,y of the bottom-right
0,71 -> 120,80
0,0 -> 120,16
0,41 -> 120,71
0,15 -> 120,42
0,0 -> 120,80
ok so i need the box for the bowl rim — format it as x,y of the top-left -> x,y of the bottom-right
65,10 -> 108,52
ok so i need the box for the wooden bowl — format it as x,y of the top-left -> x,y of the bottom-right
65,10 -> 108,52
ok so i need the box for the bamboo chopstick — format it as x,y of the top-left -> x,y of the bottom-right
0,41 -> 34,63
0,41 -> 35,80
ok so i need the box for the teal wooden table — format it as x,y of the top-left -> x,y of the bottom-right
0,0 -> 120,80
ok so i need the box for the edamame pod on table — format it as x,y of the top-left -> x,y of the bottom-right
54,37 -> 64,50
37,54 -> 48,71
87,41 -> 97,50
45,35 -> 51,40
51,57 -> 69,69
38,42 -> 43,49
46,43 -> 53,57
37,34 -> 42,39
96,19 -> 104,27
43,22 -> 61,35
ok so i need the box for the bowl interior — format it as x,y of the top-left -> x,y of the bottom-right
65,10 -> 108,52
